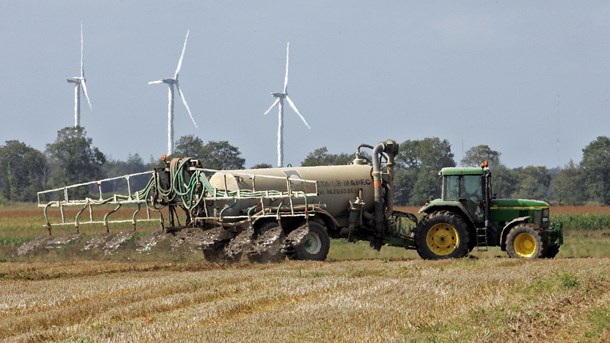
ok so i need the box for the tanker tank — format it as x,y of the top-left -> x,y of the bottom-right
207,162 -> 375,220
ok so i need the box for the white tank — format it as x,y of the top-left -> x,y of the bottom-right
207,164 -> 375,219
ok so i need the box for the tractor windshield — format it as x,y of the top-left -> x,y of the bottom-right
443,175 -> 483,202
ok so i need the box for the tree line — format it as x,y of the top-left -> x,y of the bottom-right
0,127 -> 608,206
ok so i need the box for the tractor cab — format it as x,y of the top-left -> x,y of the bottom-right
440,166 -> 489,226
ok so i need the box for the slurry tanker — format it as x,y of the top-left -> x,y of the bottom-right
38,139 -> 563,261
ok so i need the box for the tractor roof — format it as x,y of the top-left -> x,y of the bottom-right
439,167 -> 489,176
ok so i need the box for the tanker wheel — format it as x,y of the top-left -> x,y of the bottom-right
415,211 -> 470,260
247,222 -> 286,263
506,224 -> 544,259
292,222 -> 330,261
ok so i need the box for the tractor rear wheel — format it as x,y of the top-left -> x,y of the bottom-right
506,224 -> 544,259
291,222 -> 330,261
415,211 -> 470,260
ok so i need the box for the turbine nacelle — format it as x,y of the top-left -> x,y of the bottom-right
271,92 -> 286,98
149,78 -> 177,85
66,77 -> 84,83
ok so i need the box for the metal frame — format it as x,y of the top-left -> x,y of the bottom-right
37,171 -> 161,235
37,168 -> 321,234
172,167 -> 321,226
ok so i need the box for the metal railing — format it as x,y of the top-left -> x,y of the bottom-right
37,168 -> 322,234
37,171 -> 161,235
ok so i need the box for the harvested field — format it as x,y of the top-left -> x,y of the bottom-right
1,204 -> 609,341
0,259 -> 608,342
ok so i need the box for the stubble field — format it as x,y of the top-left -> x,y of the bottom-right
0,204 -> 609,342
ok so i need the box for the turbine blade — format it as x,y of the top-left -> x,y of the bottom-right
80,22 -> 84,77
176,83 -> 198,128
148,80 -> 164,85
286,96 -> 310,129
175,30 -> 190,78
81,80 -> 92,110
283,42 -> 289,92
264,98 -> 280,115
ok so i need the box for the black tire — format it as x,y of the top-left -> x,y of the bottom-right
506,223 -> 544,259
247,222 -> 286,263
291,222 -> 330,261
415,211 -> 470,260
541,244 -> 560,259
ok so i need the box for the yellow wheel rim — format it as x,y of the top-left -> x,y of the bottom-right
514,232 -> 537,257
426,223 -> 459,256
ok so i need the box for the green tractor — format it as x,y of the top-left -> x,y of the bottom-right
414,163 -> 563,259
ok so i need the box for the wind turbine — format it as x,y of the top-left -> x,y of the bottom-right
264,42 -> 311,167
66,23 -> 92,127
149,30 -> 198,156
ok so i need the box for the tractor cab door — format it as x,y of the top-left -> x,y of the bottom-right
443,174 -> 485,225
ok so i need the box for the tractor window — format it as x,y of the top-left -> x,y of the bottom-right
443,175 -> 460,201
462,175 -> 483,202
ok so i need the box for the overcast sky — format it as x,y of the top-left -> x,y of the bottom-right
1,1 -> 609,168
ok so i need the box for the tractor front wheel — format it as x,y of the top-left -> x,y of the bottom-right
415,211 -> 470,260
506,224 -> 544,259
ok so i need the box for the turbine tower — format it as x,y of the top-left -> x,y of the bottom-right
264,42 -> 311,167
66,23 -> 92,127
149,30 -> 198,156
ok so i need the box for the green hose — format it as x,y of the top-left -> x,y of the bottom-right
136,157 -> 303,218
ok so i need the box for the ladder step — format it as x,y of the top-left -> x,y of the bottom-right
476,226 -> 488,251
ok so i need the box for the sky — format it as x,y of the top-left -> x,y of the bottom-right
1,1 -> 609,169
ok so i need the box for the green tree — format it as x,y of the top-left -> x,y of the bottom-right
550,160 -> 585,205
173,135 -> 206,158
394,137 -> 455,205
397,138 -> 455,171
174,135 -> 245,170
512,166 -> 551,200
0,140 -> 48,202
461,144 -> 500,168
202,141 -> 245,170
102,153 -> 149,193
104,153 -> 147,177
393,168 -> 417,205
251,163 -> 273,169
45,127 -> 106,188
409,170 -> 440,205
580,136 -> 610,205
491,165 -> 517,199
301,147 -> 353,166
